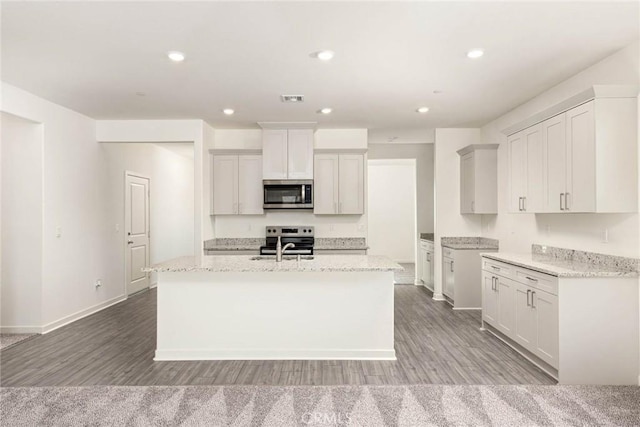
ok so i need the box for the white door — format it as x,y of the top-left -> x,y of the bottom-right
566,101 -> 596,212
238,155 -> 264,215
212,155 -> 239,214
524,124 -> 544,212
125,173 -> 150,296
287,129 -> 314,179
262,130 -> 288,179
314,154 -> 339,214
533,289 -> 559,368
338,154 -> 365,214
482,271 -> 498,326
367,159 -> 417,263
544,114 -> 567,213
460,152 -> 475,213
508,131 -> 525,213
496,276 -> 516,337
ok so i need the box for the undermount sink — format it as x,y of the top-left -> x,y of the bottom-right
250,255 -> 314,261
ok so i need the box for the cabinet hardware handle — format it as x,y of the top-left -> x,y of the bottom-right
531,291 -> 536,309
526,289 -> 531,307
471,201 -> 475,212
427,253 -> 431,262
565,192 -> 570,211
525,276 -> 538,282
450,261 -> 454,272
491,277 -> 494,291
491,265 -> 500,271
518,197 -> 522,211
523,196 -> 526,211
560,193 -> 565,211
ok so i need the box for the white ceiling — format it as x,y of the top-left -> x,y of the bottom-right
2,1 -> 638,134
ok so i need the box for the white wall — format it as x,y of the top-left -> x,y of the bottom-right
101,143 -> 194,286
1,113 -> 43,331
367,160 -> 417,263
433,128 -> 484,299
481,41 -> 640,258
205,128 -> 369,240
1,82 -> 121,331
368,143 -> 434,235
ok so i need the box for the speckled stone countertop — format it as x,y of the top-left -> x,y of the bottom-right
314,238 -> 368,250
481,245 -> 639,278
145,255 -> 402,273
203,238 -> 368,252
441,237 -> 499,250
419,233 -> 434,242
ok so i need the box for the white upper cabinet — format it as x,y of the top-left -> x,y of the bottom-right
504,86 -> 638,214
314,153 -> 365,215
262,129 -> 313,179
457,145 -> 498,214
508,124 -> 544,213
211,153 -> 263,215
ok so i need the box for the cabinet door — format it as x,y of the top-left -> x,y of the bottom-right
238,155 -> 264,215
262,130 -> 288,179
442,257 -> 455,299
212,155 -> 239,215
523,124 -> 544,212
313,154 -> 339,214
533,289 -> 559,369
428,251 -> 434,288
417,247 -> 425,283
287,129 -> 314,179
566,101 -> 596,212
460,152 -> 475,213
543,114 -> 567,213
338,154 -> 365,214
508,131 -> 526,213
425,251 -> 433,289
514,282 -> 536,350
496,276 -> 516,337
482,271 -> 498,326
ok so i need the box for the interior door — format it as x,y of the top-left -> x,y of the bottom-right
125,173 -> 150,296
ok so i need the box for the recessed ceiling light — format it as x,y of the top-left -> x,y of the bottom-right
315,50 -> 334,61
318,108 -> 332,114
167,51 -> 185,62
416,107 -> 430,113
222,108 -> 235,115
467,49 -> 484,59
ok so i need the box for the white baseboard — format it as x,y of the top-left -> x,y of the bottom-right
150,282 -> 158,289
0,325 -> 42,334
155,348 -> 397,361
452,307 -> 482,311
41,294 -> 126,334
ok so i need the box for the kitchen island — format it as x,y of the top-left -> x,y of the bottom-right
145,255 -> 402,361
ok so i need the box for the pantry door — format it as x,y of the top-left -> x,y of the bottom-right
125,172 -> 150,296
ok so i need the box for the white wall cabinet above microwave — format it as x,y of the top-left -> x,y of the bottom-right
314,153 -> 365,215
457,144 -> 498,214
262,129 -> 314,180
505,86 -> 638,213
211,153 -> 264,215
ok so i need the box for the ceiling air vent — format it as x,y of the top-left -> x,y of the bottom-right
281,95 -> 305,103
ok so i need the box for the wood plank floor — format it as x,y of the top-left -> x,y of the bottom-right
0,285 -> 555,386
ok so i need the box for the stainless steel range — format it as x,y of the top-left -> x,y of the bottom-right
260,226 -> 314,256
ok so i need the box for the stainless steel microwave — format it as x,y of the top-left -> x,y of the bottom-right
263,180 -> 313,209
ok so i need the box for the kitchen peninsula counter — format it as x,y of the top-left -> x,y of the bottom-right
146,255 -> 400,362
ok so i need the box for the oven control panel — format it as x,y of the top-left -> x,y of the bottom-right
265,226 -> 314,237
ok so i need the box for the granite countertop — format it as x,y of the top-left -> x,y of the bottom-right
145,255 -> 402,273
441,237 -> 499,250
419,233 -> 434,242
481,245 -> 639,278
203,237 -> 368,252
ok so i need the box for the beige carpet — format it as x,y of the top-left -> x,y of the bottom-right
1,384 -> 638,426
0,333 -> 37,351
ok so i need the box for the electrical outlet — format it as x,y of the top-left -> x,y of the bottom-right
95,279 -> 102,288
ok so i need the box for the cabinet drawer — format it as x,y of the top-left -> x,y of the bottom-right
482,259 -> 513,279
514,268 -> 558,295
420,240 -> 434,250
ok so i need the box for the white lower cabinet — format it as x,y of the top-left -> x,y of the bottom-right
442,254 -> 455,300
419,240 -> 434,290
482,271 -> 516,337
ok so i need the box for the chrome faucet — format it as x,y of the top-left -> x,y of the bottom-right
276,236 -> 296,262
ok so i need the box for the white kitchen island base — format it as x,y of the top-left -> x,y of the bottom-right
154,268 -> 396,361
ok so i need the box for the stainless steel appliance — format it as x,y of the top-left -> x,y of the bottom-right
260,226 -> 315,256
263,180 -> 313,209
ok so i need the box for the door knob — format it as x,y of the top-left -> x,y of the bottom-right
127,240 -> 134,245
